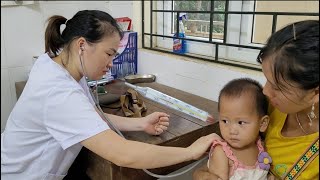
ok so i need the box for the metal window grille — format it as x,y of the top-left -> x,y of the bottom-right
142,0 -> 319,71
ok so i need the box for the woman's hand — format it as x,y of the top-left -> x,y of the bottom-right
188,133 -> 222,160
142,112 -> 170,135
267,172 -> 280,180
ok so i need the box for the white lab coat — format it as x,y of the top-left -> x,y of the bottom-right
1,53 -> 109,180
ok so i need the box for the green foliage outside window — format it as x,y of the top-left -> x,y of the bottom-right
174,0 -> 225,33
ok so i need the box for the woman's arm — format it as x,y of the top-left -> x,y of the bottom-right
193,163 -> 220,180
81,130 -> 218,169
94,106 -> 169,132
104,112 -> 169,133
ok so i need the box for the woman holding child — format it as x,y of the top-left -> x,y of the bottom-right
193,20 -> 319,180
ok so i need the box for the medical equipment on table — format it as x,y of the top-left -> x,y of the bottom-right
87,78 -> 112,87
125,82 -> 210,122
87,79 -> 209,178
80,55 -> 208,178
89,81 -> 208,178
124,74 -> 156,84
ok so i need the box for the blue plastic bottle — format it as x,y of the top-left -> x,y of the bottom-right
173,13 -> 187,54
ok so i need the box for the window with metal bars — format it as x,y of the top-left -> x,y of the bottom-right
142,0 -> 318,71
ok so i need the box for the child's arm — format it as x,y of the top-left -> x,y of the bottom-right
192,164 -> 220,180
208,145 -> 229,180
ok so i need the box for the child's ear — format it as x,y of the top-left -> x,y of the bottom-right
259,115 -> 270,132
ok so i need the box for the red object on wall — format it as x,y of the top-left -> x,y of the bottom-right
115,17 -> 132,31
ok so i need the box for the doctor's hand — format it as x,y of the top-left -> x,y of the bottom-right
142,112 -> 170,135
188,133 -> 222,160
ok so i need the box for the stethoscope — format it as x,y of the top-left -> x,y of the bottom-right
78,45 -> 208,178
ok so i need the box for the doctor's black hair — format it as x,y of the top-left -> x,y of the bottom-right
218,78 -> 268,118
45,10 -> 123,57
257,20 -> 319,91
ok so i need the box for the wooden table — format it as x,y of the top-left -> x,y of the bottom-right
65,80 -> 220,180
16,80 -> 220,180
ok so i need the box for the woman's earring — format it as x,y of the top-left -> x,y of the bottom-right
307,102 -> 316,126
79,45 -> 85,55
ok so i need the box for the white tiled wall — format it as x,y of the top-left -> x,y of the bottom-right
1,1 -> 133,132
1,69 -> 14,132
138,49 -> 266,102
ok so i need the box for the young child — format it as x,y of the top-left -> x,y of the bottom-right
207,78 -> 272,180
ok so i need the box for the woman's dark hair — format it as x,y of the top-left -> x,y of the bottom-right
257,20 -> 319,91
45,10 -> 123,57
218,78 -> 268,117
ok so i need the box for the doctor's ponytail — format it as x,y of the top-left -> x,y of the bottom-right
44,15 -> 67,57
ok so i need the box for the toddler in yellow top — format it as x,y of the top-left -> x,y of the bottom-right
207,78 -> 271,180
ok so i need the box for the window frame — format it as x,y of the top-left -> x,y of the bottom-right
142,0 -> 319,71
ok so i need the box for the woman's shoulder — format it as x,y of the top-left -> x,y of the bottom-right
267,103 -> 283,116
267,102 -> 288,118
265,107 -> 287,138
29,54 -> 83,91
267,103 -> 275,115
268,106 -> 287,123
32,53 -> 52,66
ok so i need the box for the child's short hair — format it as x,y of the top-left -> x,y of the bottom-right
218,78 -> 268,117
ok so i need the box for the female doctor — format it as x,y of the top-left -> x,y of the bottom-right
1,10 -> 218,179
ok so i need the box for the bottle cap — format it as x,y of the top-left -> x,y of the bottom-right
179,13 -> 187,21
